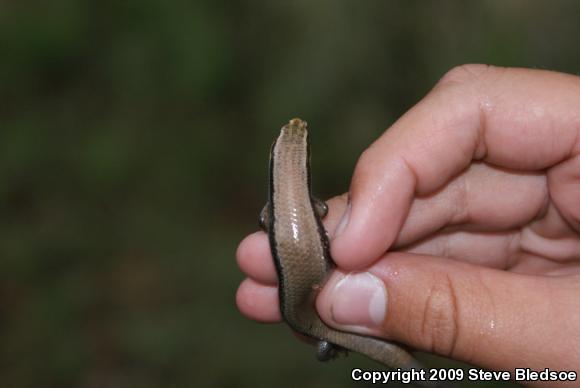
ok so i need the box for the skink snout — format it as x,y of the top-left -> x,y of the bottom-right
282,118 -> 308,136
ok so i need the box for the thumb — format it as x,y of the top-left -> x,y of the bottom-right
316,252 -> 580,372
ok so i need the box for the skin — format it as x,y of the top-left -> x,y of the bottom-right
236,65 -> 580,386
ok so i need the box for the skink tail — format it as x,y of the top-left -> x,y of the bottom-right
319,327 -> 451,388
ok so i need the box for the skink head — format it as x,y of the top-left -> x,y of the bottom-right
282,118 -> 308,137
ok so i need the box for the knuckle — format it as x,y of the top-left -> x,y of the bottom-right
352,147 -> 375,184
357,147 -> 374,169
437,64 -> 493,88
419,275 -> 461,357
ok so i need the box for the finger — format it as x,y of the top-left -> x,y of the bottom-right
394,162 -> 547,247
405,230 -> 580,276
236,278 -> 281,322
236,196 -> 349,285
400,229 -> 580,275
236,231 -> 277,285
548,152 -> 580,233
320,194 -> 349,233
401,230 -> 519,270
331,65 -> 580,269
401,199 -> 580,274
316,252 -> 580,372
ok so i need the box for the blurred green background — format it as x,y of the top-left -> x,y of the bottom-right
1,1 -> 579,387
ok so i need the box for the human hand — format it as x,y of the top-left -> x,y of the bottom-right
237,65 -> 580,384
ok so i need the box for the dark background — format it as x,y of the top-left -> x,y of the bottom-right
1,1 -> 579,387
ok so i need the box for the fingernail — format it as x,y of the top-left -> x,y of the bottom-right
334,201 -> 351,238
329,272 -> 387,327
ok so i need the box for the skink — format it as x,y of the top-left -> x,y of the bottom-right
260,118 -> 443,388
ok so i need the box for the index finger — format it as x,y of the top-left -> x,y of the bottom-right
332,65 -> 580,269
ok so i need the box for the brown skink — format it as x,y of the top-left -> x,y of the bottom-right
259,118 -> 443,388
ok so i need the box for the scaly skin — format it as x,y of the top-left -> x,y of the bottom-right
261,118 -> 443,388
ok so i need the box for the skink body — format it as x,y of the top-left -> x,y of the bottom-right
260,119 -> 440,388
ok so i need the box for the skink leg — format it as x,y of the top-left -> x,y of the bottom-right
316,340 -> 344,361
258,203 -> 270,232
312,198 -> 328,218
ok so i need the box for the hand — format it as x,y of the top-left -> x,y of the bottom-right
236,65 -> 580,383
